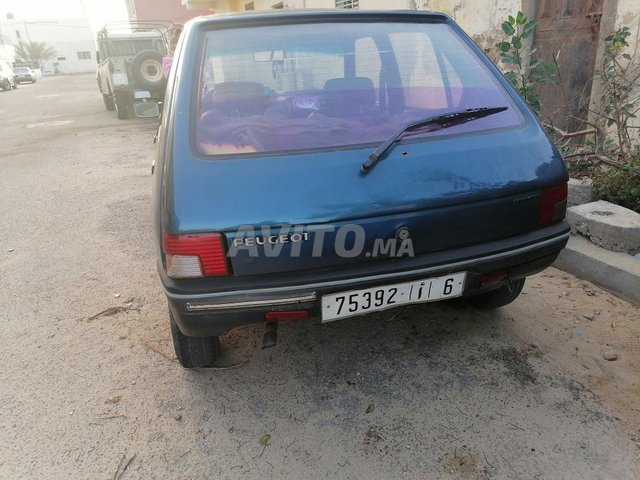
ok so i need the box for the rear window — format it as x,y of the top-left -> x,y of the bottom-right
110,39 -> 165,56
195,21 -> 521,156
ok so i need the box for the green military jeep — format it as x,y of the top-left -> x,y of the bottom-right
96,22 -> 175,120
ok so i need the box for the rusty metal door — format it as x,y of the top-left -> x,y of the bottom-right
533,0 -> 603,131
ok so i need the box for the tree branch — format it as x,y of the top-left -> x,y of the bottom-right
543,123 -> 597,138
594,155 -> 640,176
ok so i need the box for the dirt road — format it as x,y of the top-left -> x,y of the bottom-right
1,74 -> 639,479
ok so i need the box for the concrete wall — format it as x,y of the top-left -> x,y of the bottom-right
419,0 -> 529,55
615,0 -> 640,48
357,0 -> 409,8
129,0 -> 211,24
184,0 -> 528,23
613,0 -> 640,138
590,0 -> 640,139
423,0 -> 522,37
236,0 -> 409,9
236,0 -> 529,53
0,17 -> 96,74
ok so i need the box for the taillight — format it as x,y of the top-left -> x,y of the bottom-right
538,184 -> 568,226
163,232 -> 229,278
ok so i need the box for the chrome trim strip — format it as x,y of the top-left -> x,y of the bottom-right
168,231 -> 570,306
187,293 -> 317,312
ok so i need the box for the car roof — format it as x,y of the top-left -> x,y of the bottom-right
189,9 -> 449,26
105,31 -> 164,39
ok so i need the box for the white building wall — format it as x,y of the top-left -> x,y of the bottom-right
0,44 -> 16,65
0,17 -> 96,74
358,0 -> 409,9
285,0 -> 333,8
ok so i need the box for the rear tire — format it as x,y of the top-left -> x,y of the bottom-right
115,99 -> 128,120
1,79 -> 10,91
103,94 -> 115,111
131,50 -> 166,91
170,310 -> 220,368
468,278 -> 526,309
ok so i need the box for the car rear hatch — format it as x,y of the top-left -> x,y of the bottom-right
167,121 -> 567,277
161,12 -> 568,278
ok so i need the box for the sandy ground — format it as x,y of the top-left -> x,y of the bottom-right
0,74 -> 639,480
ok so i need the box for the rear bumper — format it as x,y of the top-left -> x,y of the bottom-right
165,222 -> 570,336
113,89 -> 164,101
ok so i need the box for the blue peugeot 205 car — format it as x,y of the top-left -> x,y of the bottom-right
153,9 -> 569,368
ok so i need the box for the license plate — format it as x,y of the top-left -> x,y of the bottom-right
112,73 -> 128,85
135,90 -> 151,99
321,272 -> 466,322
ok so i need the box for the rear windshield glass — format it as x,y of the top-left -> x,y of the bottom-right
196,21 -> 521,156
110,39 -> 165,56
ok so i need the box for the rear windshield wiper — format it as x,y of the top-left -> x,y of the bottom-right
361,106 -> 508,174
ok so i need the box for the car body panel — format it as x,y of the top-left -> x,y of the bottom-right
164,223 -> 569,336
164,103 -> 564,276
13,67 -> 35,83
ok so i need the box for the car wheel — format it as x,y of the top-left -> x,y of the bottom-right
32,79 -> 36,83
12,82 -> 17,89
131,50 -> 166,91
115,99 -> 128,120
170,310 -> 220,368
103,94 -> 115,111
467,278 -> 526,309
0,79 -> 9,91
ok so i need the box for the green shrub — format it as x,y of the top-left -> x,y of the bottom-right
592,152 -> 640,213
495,11 -> 557,112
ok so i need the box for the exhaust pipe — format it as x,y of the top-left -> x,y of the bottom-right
262,322 -> 278,349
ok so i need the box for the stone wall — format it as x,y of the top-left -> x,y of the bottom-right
589,0 -> 640,140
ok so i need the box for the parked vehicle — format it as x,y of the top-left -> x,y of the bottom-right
13,67 -> 36,84
0,61 -> 17,91
96,22 -> 174,120
154,10 -> 570,368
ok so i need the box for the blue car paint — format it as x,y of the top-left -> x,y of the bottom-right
166,122 -> 562,230
154,10 -> 569,337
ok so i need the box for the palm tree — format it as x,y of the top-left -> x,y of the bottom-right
14,41 -> 57,68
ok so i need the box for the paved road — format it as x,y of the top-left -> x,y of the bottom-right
1,75 -> 639,480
